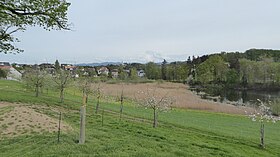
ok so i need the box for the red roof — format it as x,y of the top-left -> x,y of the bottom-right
0,66 -> 11,70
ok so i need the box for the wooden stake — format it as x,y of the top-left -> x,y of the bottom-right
260,122 -> 265,148
57,112 -> 62,143
102,109 -> 104,127
120,87 -> 124,121
79,106 -> 86,144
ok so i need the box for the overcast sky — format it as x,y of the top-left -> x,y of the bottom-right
1,0 -> 280,64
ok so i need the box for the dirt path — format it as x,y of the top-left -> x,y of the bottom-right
100,82 -> 251,115
0,102 -> 72,138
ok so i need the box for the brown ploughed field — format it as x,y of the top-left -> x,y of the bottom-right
0,102 -> 72,138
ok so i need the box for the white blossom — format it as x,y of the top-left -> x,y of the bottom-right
247,99 -> 279,123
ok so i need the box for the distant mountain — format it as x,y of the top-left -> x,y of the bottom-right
76,62 -> 122,67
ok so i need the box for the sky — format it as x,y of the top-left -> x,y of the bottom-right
1,0 -> 280,64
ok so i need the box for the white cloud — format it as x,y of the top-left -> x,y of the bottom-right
144,51 -> 165,62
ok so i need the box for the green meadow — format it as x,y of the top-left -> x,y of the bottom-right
0,80 -> 279,157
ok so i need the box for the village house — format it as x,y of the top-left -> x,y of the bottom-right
87,67 -> 97,77
39,63 -> 55,75
97,67 -> 109,75
80,68 -> 89,76
39,63 -> 54,69
61,64 -> 79,78
111,69 -> 119,78
61,64 -> 77,71
0,62 -> 11,68
0,62 -> 22,80
137,70 -> 145,77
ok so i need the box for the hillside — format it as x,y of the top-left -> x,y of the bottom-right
0,80 -> 279,156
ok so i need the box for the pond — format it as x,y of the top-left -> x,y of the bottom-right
190,86 -> 280,107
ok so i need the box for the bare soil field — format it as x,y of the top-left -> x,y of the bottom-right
101,82 -> 251,114
0,102 -> 72,138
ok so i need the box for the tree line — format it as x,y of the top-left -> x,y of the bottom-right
20,48 -> 280,89
191,49 -> 280,89
118,48 -> 280,86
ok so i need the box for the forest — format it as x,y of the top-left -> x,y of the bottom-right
191,49 -> 280,89
144,49 -> 280,89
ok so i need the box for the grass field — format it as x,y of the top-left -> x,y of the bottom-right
0,80 -> 279,156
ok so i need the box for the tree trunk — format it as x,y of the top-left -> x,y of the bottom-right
83,91 -> 88,104
102,109 -> 104,127
57,112 -> 62,143
60,88 -> 64,103
260,122 -> 265,148
120,92 -> 124,120
79,106 -> 86,144
83,93 -> 87,105
153,108 -> 157,128
120,104 -> 123,120
35,85 -> 39,97
95,99 -> 99,114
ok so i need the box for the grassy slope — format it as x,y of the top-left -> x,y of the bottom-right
0,80 -> 279,157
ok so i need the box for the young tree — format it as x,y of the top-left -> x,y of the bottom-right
79,93 -> 86,144
119,87 -> 124,120
135,88 -> 172,128
77,78 -> 93,145
53,70 -> 71,103
0,0 -> 71,53
247,99 -> 279,148
76,77 -> 93,104
94,84 -> 102,114
23,68 -> 47,97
